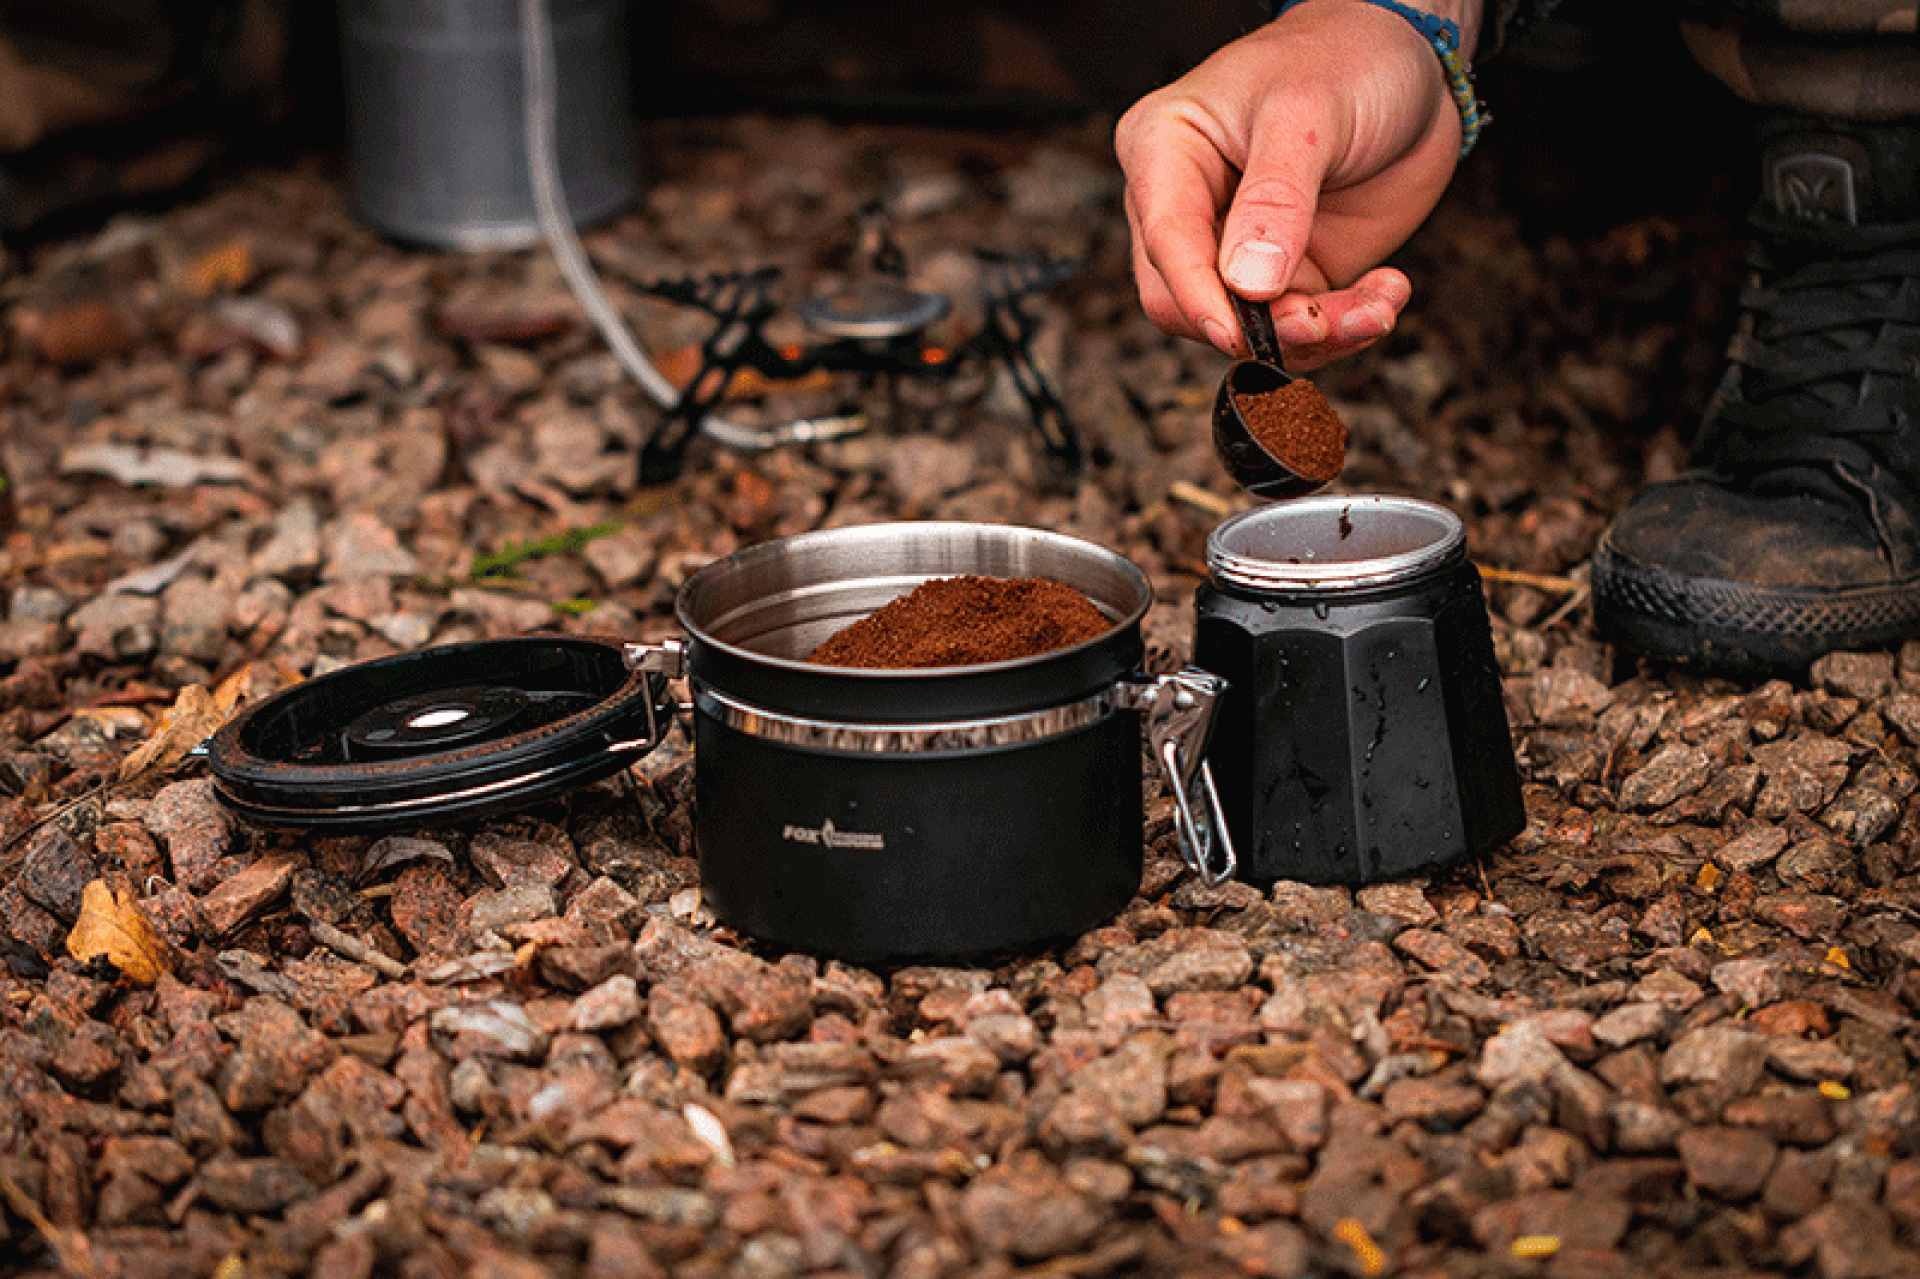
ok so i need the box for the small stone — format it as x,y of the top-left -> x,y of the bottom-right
389,864 -> 466,957
1593,1003 -> 1667,1050
1445,910 -> 1522,962
253,499 -> 323,581
899,1037 -> 1000,1097
1084,972 -> 1157,1045
1609,1100 -> 1685,1153
1811,650 -> 1894,702
563,877 -> 646,946
69,593 -> 160,660
15,827 -> 95,922
1780,1200 -> 1911,1279
1765,1147 -> 1834,1219
958,1151 -> 1110,1260
200,853 -> 300,937
145,778 -> 236,893
1524,909 -> 1632,972
1677,1125 -> 1777,1200
1885,1160 -> 1920,1227
159,577 -> 230,663
469,832 -> 577,891
217,999 -> 336,1112
1394,928 -> 1491,986
1618,742 -> 1713,810
1355,884 -> 1437,928
1723,1090 -> 1837,1147
569,974 -> 643,1032
429,1001 -> 547,1065
1141,940 -> 1253,997
1662,1024 -> 1767,1095
1072,1040 -> 1167,1127
966,1013 -> 1039,1064
468,883 -> 558,936
199,1156 -> 320,1214
691,951 -> 813,1043
1382,1076 -> 1484,1126
1711,955 -> 1789,1010
1751,1000 -> 1834,1039
1766,1037 -> 1856,1083
1212,1219 -> 1313,1277
1241,1078 -> 1329,1152
50,1021 -> 124,1087
1716,824 -> 1792,873
646,980 -> 726,1074
1752,734 -> 1852,819
1631,967 -> 1703,1013
1477,1021 -> 1567,1090
322,513 -> 419,580
1752,892 -> 1847,940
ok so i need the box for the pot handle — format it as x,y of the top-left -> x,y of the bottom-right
624,638 -> 688,680
1121,668 -> 1237,886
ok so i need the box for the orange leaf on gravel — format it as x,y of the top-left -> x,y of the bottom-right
117,684 -> 224,783
66,879 -> 175,984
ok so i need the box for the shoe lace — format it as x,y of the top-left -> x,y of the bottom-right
1703,214 -> 1920,487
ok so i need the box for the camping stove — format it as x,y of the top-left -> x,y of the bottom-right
635,211 -> 1082,483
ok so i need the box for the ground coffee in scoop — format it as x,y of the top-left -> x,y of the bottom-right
808,574 -> 1110,668
1233,377 -> 1346,483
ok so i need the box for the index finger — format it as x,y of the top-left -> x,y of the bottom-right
1117,109 -> 1242,351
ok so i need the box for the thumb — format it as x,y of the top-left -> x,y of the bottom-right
1218,134 -> 1325,300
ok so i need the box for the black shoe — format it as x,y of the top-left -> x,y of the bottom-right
1591,114 -> 1920,671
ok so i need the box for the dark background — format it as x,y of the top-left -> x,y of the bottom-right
0,0 -> 1748,242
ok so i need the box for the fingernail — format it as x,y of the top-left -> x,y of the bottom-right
1200,318 -> 1236,354
1275,312 -> 1323,346
1338,304 -> 1391,341
1223,242 -> 1290,294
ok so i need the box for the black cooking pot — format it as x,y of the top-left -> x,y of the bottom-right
648,521 -> 1232,962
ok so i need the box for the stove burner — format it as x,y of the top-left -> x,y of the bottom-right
634,211 -> 1082,484
799,280 -> 951,340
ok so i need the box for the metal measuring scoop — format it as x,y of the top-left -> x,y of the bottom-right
1212,294 -> 1345,499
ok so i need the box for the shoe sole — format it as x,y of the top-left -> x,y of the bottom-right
1591,537 -> 1920,671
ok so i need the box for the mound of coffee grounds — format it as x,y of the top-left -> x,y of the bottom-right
1233,377 -> 1346,482
808,574 -> 1110,668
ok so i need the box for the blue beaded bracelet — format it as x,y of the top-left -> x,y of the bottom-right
1275,0 -> 1488,157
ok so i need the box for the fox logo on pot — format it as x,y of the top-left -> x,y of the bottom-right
781,819 -> 886,851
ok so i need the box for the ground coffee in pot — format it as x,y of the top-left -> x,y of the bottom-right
808,574 -> 1109,668
1233,377 -> 1345,483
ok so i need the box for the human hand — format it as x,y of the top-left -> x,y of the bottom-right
1114,0 -> 1481,369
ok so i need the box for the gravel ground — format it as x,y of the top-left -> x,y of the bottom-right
0,110 -> 1916,1278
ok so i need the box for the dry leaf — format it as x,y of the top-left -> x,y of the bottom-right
117,684 -> 224,783
67,879 -> 175,985
117,662 -> 302,784
215,658 -> 304,712
186,236 -> 253,295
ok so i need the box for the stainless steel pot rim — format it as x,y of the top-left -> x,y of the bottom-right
678,520 -> 1153,677
1207,494 -> 1466,592
694,680 -> 1122,754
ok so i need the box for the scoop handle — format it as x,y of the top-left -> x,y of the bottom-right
1230,294 -> 1284,368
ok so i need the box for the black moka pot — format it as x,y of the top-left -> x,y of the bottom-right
1193,496 -> 1524,884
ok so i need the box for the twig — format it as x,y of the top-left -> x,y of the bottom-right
0,1169 -> 105,1279
1475,564 -> 1583,594
1536,583 -> 1591,630
308,919 -> 409,979
1167,481 -> 1233,519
